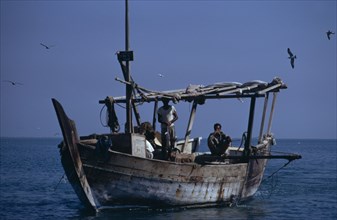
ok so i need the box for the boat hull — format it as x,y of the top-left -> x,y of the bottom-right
82,147 -> 247,207
59,140 -> 270,209
53,98 -> 270,211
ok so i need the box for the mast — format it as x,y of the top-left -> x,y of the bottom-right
115,0 -> 139,131
124,0 -> 133,133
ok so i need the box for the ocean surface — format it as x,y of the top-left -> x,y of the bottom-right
0,138 -> 336,220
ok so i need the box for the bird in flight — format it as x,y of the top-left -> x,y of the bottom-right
3,80 -> 23,86
326,30 -> 335,40
40,43 -> 55,49
158,73 -> 164,77
287,48 -> 297,69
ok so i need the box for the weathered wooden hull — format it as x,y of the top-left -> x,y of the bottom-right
59,139 -> 270,211
82,147 -> 247,206
53,99 -> 270,211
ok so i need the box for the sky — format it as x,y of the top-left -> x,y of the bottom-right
1,0 -> 336,139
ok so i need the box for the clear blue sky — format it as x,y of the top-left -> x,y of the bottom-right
1,1 -> 336,139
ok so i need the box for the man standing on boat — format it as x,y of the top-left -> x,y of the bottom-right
157,98 -> 178,154
207,123 -> 232,156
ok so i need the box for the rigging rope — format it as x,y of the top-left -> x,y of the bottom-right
99,105 -> 108,127
53,172 -> 75,192
237,132 -> 247,151
258,159 -> 295,199
262,159 -> 293,183
258,173 -> 279,199
53,173 -> 66,191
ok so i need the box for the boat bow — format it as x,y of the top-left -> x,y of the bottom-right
52,98 -> 98,211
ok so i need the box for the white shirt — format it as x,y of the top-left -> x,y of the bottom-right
145,140 -> 154,159
157,105 -> 177,128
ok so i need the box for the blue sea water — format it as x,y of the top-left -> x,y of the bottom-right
0,138 -> 336,219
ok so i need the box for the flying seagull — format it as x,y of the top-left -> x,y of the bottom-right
158,73 -> 164,77
40,43 -> 55,49
326,30 -> 335,40
287,48 -> 296,69
3,80 -> 23,86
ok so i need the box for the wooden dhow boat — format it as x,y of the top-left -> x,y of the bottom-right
52,0 -> 301,212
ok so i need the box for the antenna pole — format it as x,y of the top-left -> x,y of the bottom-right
125,0 -> 133,133
125,0 -> 129,51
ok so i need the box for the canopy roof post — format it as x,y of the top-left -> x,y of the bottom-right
258,93 -> 269,143
182,100 -> 198,153
244,96 -> 256,156
267,92 -> 277,135
152,100 -> 158,131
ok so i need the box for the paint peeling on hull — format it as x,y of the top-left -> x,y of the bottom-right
74,145 -> 263,208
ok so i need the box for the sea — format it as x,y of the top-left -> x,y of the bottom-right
0,138 -> 336,220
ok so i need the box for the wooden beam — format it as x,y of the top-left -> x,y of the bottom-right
244,97 -> 256,156
267,92 -> 277,135
258,93 -> 269,143
182,100 -> 198,153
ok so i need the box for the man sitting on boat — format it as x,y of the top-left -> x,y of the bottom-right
207,123 -> 232,156
157,98 -> 178,158
138,122 -> 157,159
